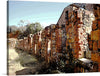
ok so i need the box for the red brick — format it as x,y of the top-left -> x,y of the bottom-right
98,40 -> 100,48
93,41 -> 98,51
91,30 -> 100,40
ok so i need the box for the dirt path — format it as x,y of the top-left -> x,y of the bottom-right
8,38 -> 62,75
8,48 -> 62,75
8,48 -> 38,75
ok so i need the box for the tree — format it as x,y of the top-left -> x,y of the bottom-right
35,22 -> 43,32
25,22 -> 43,34
18,20 -> 30,27
18,22 -> 43,39
8,25 -> 18,34
18,20 -> 30,33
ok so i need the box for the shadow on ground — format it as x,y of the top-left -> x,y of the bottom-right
15,49 -> 61,75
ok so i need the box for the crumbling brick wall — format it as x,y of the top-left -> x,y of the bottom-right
16,3 -> 100,72
88,4 -> 100,71
65,6 -> 95,58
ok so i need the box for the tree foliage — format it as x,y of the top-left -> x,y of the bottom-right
26,22 -> 42,34
18,22 -> 43,39
8,20 -> 43,39
8,25 -> 18,33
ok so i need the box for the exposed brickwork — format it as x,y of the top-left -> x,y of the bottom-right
16,4 -> 100,72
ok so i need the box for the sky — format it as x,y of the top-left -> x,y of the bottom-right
8,1 -> 71,27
